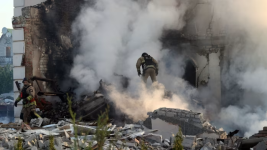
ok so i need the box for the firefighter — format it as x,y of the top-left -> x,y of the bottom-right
14,78 -> 43,130
136,52 -> 158,83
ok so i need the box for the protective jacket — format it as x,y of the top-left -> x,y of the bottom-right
136,55 -> 158,73
15,85 -> 36,108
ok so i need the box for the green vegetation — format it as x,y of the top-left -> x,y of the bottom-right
140,139 -> 149,150
49,135 -> 56,150
0,65 -> 13,94
15,137 -> 23,150
173,127 -> 183,150
95,106 -> 110,150
67,94 -> 80,149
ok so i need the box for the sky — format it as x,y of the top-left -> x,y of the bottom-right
0,0 -> 13,35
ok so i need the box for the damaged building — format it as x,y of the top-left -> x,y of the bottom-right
6,0 -> 267,149
12,0 -> 225,121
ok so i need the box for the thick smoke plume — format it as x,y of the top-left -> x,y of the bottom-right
210,0 -> 267,137
71,0 -> 196,121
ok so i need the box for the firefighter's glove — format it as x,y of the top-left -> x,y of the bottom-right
138,70 -> 141,76
14,101 -> 18,107
156,69 -> 158,76
26,96 -> 33,101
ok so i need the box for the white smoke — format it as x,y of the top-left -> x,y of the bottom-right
210,0 -> 267,137
71,0 -> 195,121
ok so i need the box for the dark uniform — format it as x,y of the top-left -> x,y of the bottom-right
136,53 -> 158,83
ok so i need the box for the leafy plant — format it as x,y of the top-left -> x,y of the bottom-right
173,127 -> 183,150
0,65 -> 13,94
95,106 -> 110,150
67,94 -> 80,150
15,137 -> 23,150
49,135 -> 56,150
67,94 -> 111,150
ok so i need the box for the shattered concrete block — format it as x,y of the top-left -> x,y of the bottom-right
128,131 -> 145,139
38,140 -> 44,149
70,124 -> 96,135
164,139 -> 170,144
54,137 -> 63,146
44,140 -> 50,148
23,141 -> 33,149
2,138 -> 9,148
253,141 -> 267,150
108,125 -> 116,132
25,135 -> 37,143
78,140 -> 89,148
166,112 -> 176,117
143,133 -> 162,143
62,142 -> 72,148
152,143 -> 161,147
30,146 -> 38,150
54,145 -> 63,150
124,142 -> 136,147
163,141 -> 170,148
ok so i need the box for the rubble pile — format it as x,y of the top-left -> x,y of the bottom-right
1,106 -> 261,150
0,118 -> 259,150
148,108 -> 226,136
0,120 -> 178,150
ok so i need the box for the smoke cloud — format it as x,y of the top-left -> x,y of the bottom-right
71,0 -> 197,121
210,0 -> 267,137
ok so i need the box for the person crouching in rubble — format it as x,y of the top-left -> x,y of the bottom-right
136,52 -> 159,83
14,78 -> 43,131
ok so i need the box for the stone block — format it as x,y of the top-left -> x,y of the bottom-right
54,137 -> 63,146
54,145 -> 63,150
25,134 -> 37,143
30,146 -> 38,150
143,133 -> 162,143
38,140 -> 44,149
157,111 -> 165,116
23,141 -> 33,149
166,112 -> 176,117
44,140 -> 50,148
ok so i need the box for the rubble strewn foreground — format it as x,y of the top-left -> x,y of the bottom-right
1,107 -> 267,150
